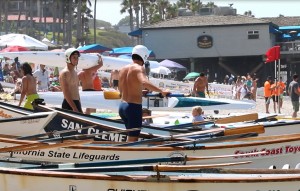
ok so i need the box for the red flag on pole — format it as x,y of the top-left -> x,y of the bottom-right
274,45 -> 280,60
265,46 -> 280,63
265,47 -> 276,63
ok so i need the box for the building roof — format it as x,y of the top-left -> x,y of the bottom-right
7,15 -> 62,23
260,16 -> 300,27
142,15 -> 271,29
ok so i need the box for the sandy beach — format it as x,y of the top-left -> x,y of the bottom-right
0,87 -> 294,119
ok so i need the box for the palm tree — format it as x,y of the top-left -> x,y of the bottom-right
76,0 -> 83,47
156,0 -> 170,20
0,3 -> 2,33
165,3 -> 178,19
67,0 -> 74,47
140,0 -> 150,26
57,0 -> 63,45
205,1 -> 217,8
121,0 -> 134,32
93,0 -> 97,43
3,0 -> 8,34
189,0 -> 201,15
52,0 -> 59,43
176,0 -> 188,9
16,0 -> 26,33
29,0 -> 34,36
133,0 -> 140,29
244,10 -> 253,17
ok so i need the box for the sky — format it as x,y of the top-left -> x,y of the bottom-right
93,0 -> 300,25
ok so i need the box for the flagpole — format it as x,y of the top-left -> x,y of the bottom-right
278,58 -> 281,113
274,59 -> 277,113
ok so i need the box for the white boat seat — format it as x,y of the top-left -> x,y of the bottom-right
268,165 -> 276,169
295,163 -> 300,169
282,164 -> 290,169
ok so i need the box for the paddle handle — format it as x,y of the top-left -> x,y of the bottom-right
144,93 -> 191,98
103,91 -> 190,100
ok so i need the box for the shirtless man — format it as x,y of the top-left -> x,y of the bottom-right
110,69 -> 119,89
192,72 -> 209,98
59,48 -> 83,113
78,55 -> 103,114
18,62 -> 39,110
118,45 -> 169,142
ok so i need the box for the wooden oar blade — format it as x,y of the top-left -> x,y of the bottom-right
155,161 -> 252,171
103,91 -> 120,99
216,113 -> 258,124
39,161 -> 252,173
224,124 -> 265,136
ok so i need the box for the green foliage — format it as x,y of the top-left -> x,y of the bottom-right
88,19 -> 112,29
86,29 -> 133,48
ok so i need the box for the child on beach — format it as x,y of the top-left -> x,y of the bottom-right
192,106 -> 204,123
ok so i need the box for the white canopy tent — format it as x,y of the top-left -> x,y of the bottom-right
0,34 -> 48,50
150,66 -> 171,75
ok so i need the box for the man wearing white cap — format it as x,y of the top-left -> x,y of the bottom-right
118,45 -> 170,142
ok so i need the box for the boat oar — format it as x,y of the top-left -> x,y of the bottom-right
157,132 -> 258,147
164,113 -> 259,129
21,151 -> 264,170
117,124 -> 264,147
40,161 -> 252,173
0,128 -> 142,153
116,128 -> 224,147
103,91 -> 191,99
252,114 -> 278,123
109,113 -> 169,120
216,113 -> 258,124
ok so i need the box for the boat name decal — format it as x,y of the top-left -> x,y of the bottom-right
21,119 -> 40,124
61,119 -> 84,133
60,119 -> 127,142
107,189 -> 148,191
0,110 -> 12,118
12,150 -> 120,161
234,145 -> 300,158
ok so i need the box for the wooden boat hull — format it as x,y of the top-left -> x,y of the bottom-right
0,167 -> 300,191
0,111 -> 56,136
1,133 -> 300,169
1,101 -> 300,141
0,101 -> 180,141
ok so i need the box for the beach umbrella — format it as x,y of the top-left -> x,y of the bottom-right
183,72 -> 200,80
110,47 -> 155,58
159,59 -> 186,71
150,66 -> 172,75
0,33 -> 48,50
0,45 -> 29,52
77,44 -> 112,53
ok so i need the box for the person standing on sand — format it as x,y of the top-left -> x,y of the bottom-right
288,74 -> 300,118
33,64 -> 49,91
110,69 -> 119,90
192,72 -> 209,98
18,63 -> 39,110
264,76 -> 272,113
78,55 -> 103,114
251,75 -> 258,101
59,48 -> 83,113
118,45 -> 170,142
277,77 -> 286,109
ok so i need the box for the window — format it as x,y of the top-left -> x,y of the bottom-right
248,30 -> 259,39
